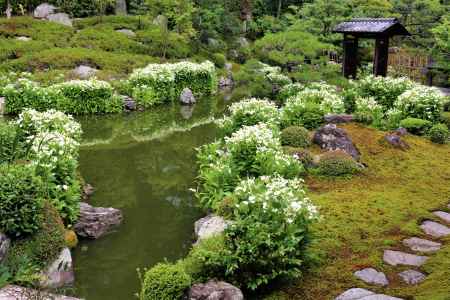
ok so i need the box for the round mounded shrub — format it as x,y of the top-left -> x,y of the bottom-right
140,262 -> 191,300
428,124 -> 449,144
399,118 -> 432,136
280,126 -> 311,148
316,150 -> 360,177
0,164 -> 44,237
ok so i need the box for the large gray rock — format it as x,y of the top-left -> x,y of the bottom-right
237,37 -> 249,48
433,211 -> 450,223
402,237 -> 441,253
123,96 -> 137,111
325,114 -> 354,124
195,215 -> 229,242
0,285 -> 81,300
383,133 -> 409,150
115,0 -> 127,15
313,124 -> 361,160
360,296 -> 403,300
0,232 -> 10,263
420,221 -> 450,238
218,76 -> 234,88
383,250 -> 428,267
33,3 -> 56,19
354,268 -> 389,286
335,288 -> 375,300
72,65 -> 98,79
180,88 -> 196,105
0,97 -> 5,115
40,248 -> 74,288
73,202 -> 123,239
47,13 -> 72,27
398,270 -> 426,285
189,280 -> 243,300
116,29 -> 135,37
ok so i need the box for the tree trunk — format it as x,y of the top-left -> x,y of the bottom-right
277,0 -> 282,19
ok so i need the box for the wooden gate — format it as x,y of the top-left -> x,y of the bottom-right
387,48 -> 429,84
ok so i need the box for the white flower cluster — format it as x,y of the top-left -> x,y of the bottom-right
17,109 -> 81,171
279,83 -> 305,95
285,88 -> 345,113
225,123 -> 280,151
355,96 -> 382,113
218,98 -> 280,132
395,85 -> 445,121
51,78 -> 112,92
234,175 -> 319,222
358,75 -> 415,93
130,60 -> 215,83
307,81 -> 337,93
259,62 -> 291,86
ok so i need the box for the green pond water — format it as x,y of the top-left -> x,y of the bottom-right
72,95 -> 232,300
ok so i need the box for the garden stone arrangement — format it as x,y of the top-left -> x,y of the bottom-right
0,5 -> 450,300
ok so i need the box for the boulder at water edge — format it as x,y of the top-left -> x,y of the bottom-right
195,215 -> 230,243
33,3 -> 56,19
0,232 -> 10,263
180,88 -> 196,105
189,280 -> 244,300
74,202 -> 123,239
40,248 -> 74,289
0,285 -> 81,300
313,124 -> 361,161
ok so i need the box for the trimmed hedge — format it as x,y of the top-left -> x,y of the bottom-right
429,124 -> 449,144
280,126 -> 311,148
316,150 -> 361,177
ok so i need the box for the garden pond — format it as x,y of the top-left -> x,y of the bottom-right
72,94 -> 233,300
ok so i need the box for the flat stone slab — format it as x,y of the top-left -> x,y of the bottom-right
383,250 -> 428,267
420,221 -> 450,238
354,268 -> 389,286
402,237 -> 441,253
335,288 -> 403,300
194,215 -> 230,242
0,285 -> 81,299
433,211 -> 450,223
398,270 -> 426,285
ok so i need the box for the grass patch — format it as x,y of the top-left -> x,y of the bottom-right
264,123 -> 450,299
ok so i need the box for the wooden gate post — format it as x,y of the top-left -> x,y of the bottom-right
343,34 -> 358,78
373,36 -> 389,76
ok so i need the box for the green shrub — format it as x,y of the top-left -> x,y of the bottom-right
211,53 -> 226,68
281,101 -> 325,129
277,83 -> 304,104
395,86 -> 445,122
444,100 -> 450,112
136,28 -> 192,59
182,235 -> 227,283
70,27 -> 148,54
52,79 -> 123,114
218,98 -> 280,135
441,112 -> 450,129
399,118 -> 433,135
0,122 -> 20,164
0,39 -> 52,62
428,124 -> 449,144
0,164 -> 44,237
139,262 -> 191,300
354,111 -> 374,125
316,151 -> 360,177
3,78 -> 60,114
280,126 -> 310,148
6,202 -> 66,271
74,15 -> 154,30
223,176 -> 318,290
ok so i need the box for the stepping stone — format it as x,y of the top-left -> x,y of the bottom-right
383,250 -> 428,267
335,288 -> 375,300
420,221 -> 450,238
354,268 -> 389,286
398,270 -> 426,285
433,211 -> 450,224
402,237 -> 441,253
335,288 -> 403,300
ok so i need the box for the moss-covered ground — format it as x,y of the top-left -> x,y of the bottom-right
266,123 -> 450,300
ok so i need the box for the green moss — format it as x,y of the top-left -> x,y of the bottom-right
266,123 -> 450,299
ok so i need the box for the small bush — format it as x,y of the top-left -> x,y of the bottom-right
0,164 -> 44,237
428,124 -> 449,144
139,262 -> 191,300
280,126 -> 311,148
443,100 -> 450,112
212,53 -> 226,68
0,121 -> 19,164
6,202 -> 66,270
395,86 -> 445,122
316,151 -> 360,177
281,101 -> 325,129
399,118 -> 433,135
441,112 -> 450,129
277,83 -> 304,104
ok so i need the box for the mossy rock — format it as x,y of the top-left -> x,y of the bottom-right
64,229 -> 78,249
